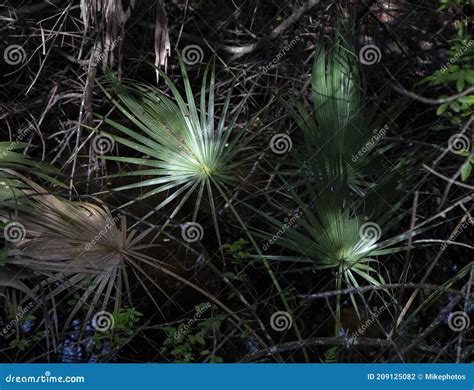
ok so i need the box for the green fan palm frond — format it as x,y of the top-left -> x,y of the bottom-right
0,142 -> 33,170
255,32 -> 424,332
94,57 -> 261,242
268,30 -> 419,267
251,181 -> 415,327
281,32 -> 401,192
0,142 -> 59,178
255,186 -> 386,276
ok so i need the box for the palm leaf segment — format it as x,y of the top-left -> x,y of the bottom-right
0,142 -> 59,198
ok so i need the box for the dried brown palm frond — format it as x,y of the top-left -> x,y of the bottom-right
1,171 -> 264,345
80,0 -> 127,68
1,170 -> 161,329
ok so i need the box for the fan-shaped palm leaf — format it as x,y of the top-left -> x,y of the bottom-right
0,171 -> 161,329
255,32 -> 424,334
1,171 -> 267,346
93,57 -> 262,243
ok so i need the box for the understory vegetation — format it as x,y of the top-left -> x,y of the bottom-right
0,0 -> 473,363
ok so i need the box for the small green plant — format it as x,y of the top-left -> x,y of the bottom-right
423,0 -> 474,121
438,0 -> 473,11
220,239 -> 250,267
220,238 -> 250,261
421,0 -> 474,185
456,149 -> 474,182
